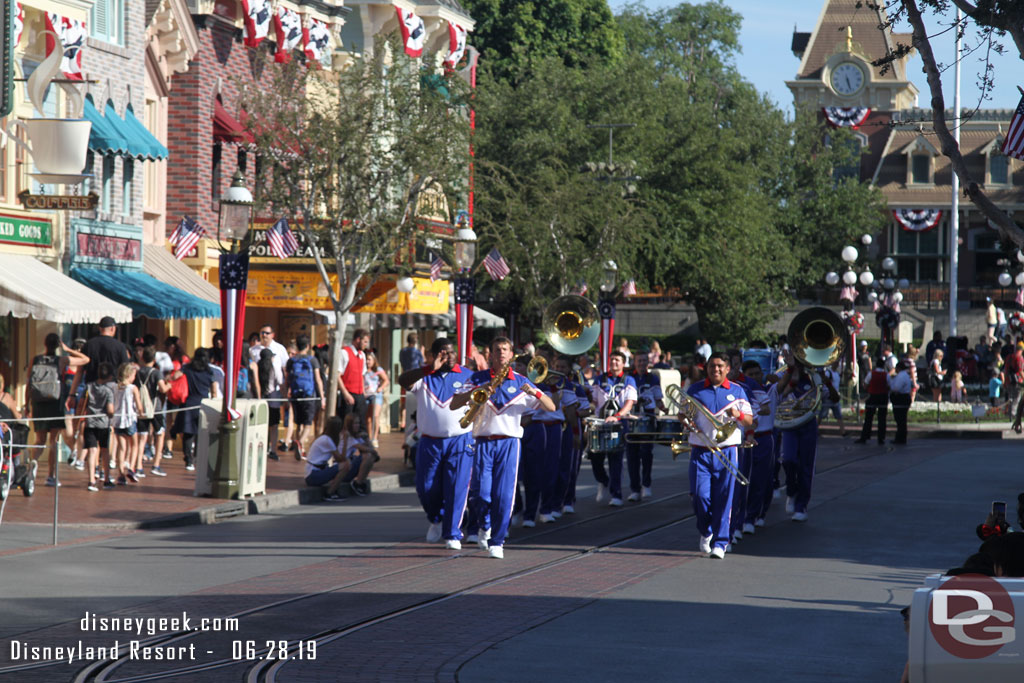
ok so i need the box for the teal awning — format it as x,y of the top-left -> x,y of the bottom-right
83,97 -> 131,156
121,104 -> 169,161
70,267 -> 221,320
104,101 -> 150,161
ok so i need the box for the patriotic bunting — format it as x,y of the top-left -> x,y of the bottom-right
839,285 -> 857,303
45,13 -> 86,81
219,252 -> 250,422
395,6 -> 425,58
430,252 -> 443,281
168,216 -> 206,261
445,22 -> 467,68
622,280 -> 637,296
241,0 -> 272,48
483,248 -> 510,281
597,299 -> 616,374
454,278 -> 475,365
1002,93 -> 1024,161
13,3 -> 23,47
823,106 -> 870,129
893,208 -> 942,232
267,218 -> 299,259
273,6 -> 303,63
303,18 -> 331,66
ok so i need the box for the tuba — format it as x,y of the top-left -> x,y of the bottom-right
775,307 -> 849,430
542,295 -> 600,356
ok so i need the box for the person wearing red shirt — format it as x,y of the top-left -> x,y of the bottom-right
338,329 -> 370,428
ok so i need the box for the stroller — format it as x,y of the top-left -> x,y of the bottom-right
0,421 -> 35,500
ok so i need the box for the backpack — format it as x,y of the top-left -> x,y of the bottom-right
136,367 -> 156,419
167,367 -> 189,405
29,355 -> 61,401
289,355 -> 316,398
237,366 -> 250,396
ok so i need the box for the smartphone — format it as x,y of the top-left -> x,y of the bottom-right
993,501 -> 1007,518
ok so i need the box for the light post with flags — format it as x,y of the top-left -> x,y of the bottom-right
597,260 -> 618,373
453,222 -> 477,366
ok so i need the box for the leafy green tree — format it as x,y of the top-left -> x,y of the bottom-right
239,42 -> 468,415
461,0 -> 624,83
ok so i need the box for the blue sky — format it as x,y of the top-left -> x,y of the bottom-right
613,1 -> 1024,115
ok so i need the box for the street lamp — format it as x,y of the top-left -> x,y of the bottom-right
218,171 -> 254,242
600,260 -> 619,292
396,276 -> 415,294
453,226 -> 478,365
841,245 -> 858,264
454,226 -> 477,274
597,260 -> 619,373
825,271 -> 840,286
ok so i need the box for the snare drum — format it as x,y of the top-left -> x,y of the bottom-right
585,418 -> 625,455
657,416 -> 684,437
632,414 -> 655,434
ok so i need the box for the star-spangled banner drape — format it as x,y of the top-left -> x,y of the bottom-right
241,0 -> 272,48
822,107 -> 870,129
395,6 -> 425,58
303,18 -> 330,66
13,3 -> 23,47
454,277 -> 475,365
219,252 -> 250,422
273,6 -> 303,63
598,299 -> 615,374
445,22 -> 467,67
45,13 -> 85,81
893,208 -> 942,232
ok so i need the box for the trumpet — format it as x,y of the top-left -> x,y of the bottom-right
459,358 -> 514,429
663,384 -> 748,486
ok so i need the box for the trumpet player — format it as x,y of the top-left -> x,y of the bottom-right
687,353 -> 753,559
452,337 -> 555,559
398,338 -> 473,550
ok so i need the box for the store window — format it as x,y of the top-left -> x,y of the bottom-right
102,156 -> 115,213
82,151 -> 94,196
122,158 -> 133,216
989,153 -> 1009,185
90,0 -> 124,46
891,220 -> 947,282
212,143 -> 222,202
911,154 -> 931,184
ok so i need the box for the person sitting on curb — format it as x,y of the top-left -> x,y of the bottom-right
339,414 -> 380,497
304,416 -> 352,501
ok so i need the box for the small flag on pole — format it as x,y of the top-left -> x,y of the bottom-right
573,281 -> 588,296
168,216 -> 206,261
483,247 -> 510,281
622,280 -> 637,296
267,218 -> 300,259
1001,90 -> 1024,161
430,252 -> 443,281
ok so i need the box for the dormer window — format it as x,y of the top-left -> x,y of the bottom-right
901,135 -> 939,186
980,136 -> 1012,187
911,154 -> 931,184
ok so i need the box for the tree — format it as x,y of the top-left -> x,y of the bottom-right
460,0 -> 624,83
240,42 -> 468,416
881,1 -> 1024,249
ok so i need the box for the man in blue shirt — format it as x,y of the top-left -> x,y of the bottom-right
588,351 -> 637,507
686,353 -> 753,559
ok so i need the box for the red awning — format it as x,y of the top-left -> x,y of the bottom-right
213,101 -> 254,144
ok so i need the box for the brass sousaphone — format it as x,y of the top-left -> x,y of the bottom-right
775,307 -> 849,430
542,295 -> 601,356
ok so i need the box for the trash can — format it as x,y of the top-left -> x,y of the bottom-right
236,399 -> 269,498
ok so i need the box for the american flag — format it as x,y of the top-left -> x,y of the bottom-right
219,252 -> 250,422
267,218 -> 299,259
1002,92 -> 1024,161
168,216 -> 206,261
429,252 -> 443,281
483,247 -> 510,281
622,279 -> 637,296
573,281 -> 588,296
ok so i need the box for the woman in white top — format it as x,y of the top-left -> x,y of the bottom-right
363,352 -> 389,447
929,349 -> 946,404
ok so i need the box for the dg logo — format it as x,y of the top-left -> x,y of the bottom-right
929,574 -> 1016,659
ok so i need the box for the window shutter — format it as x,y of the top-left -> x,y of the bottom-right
93,0 -> 109,39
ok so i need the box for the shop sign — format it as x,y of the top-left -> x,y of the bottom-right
71,219 -> 145,269
77,232 -> 142,262
248,225 -> 334,265
0,213 -> 51,248
354,276 -> 449,314
246,270 -> 339,309
18,191 -> 99,211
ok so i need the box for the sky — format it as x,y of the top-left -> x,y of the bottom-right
613,0 -> 1024,116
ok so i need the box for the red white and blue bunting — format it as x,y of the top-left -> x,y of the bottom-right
893,208 -> 942,232
396,6 -> 425,58
454,278 -> 475,365
241,0 -> 271,48
823,106 -> 870,129
303,18 -> 331,66
273,6 -> 303,63
446,22 -> 467,68
45,13 -> 85,80
13,3 -> 23,47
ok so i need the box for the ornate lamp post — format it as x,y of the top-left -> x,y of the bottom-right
212,171 -> 253,499
453,225 -> 477,365
597,260 -> 618,373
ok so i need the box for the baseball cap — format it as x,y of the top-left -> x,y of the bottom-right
98,316 -> 117,328
859,340 -> 868,347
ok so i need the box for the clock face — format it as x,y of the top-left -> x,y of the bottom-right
830,62 -> 865,96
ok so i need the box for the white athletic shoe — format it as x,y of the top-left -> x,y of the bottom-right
595,483 -> 608,503
710,547 -> 726,559
426,522 -> 443,543
732,529 -> 743,543
550,510 -> 562,519
742,522 -> 756,535
608,497 -> 623,507
488,546 -> 504,559
445,539 -> 462,550
482,528 -> 492,541
785,496 -> 795,515
627,492 -> 641,502
539,513 -> 555,524
641,486 -> 652,499
754,518 -> 766,528
478,537 -> 489,551
792,511 -> 808,522
699,534 -> 712,554
562,505 -> 575,514
522,519 -> 536,528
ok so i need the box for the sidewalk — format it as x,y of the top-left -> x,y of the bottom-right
0,431 -> 412,530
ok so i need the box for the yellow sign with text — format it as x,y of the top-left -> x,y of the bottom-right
353,277 -> 449,314
246,271 -> 339,309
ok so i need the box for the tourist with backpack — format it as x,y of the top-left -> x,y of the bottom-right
285,335 -> 324,459
253,348 -> 283,461
135,347 -> 170,476
28,333 -> 89,487
168,349 -> 219,471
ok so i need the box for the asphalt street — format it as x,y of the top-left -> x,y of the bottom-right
0,436 -> 1018,682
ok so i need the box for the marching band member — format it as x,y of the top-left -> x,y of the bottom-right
453,337 -> 555,559
588,351 -> 637,507
777,363 -> 838,522
398,338 -> 473,550
728,361 -> 761,543
686,353 -> 753,559
737,361 -> 778,533
626,353 -> 665,501
551,356 -> 583,514
561,358 -> 593,514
